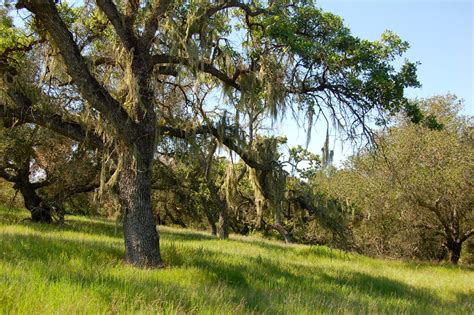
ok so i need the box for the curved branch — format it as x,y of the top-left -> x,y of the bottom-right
16,0 -> 136,143
200,0 -> 266,23
0,104 -> 103,150
141,0 -> 172,48
96,0 -> 137,51
158,125 -> 269,171
151,54 -> 240,89
0,80 -> 103,150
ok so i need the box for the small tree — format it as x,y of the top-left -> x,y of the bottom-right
0,124 -> 99,222
381,97 -> 473,263
334,96 -> 473,263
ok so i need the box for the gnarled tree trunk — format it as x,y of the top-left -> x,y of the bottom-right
17,183 -> 52,223
205,213 -> 217,236
446,239 -> 462,264
218,206 -> 229,239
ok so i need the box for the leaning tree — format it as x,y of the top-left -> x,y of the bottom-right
0,124 -> 99,222
0,1 -> 420,268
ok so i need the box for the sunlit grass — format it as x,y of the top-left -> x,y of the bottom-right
0,207 -> 472,314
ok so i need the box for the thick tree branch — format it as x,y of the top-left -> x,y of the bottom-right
181,0 -> 267,43
155,65 -> 178,76
198,0 -> 266,26
461,228 -> 474,242
96,0 -> 137,51
158,125 -> 269,171
16,0 -> 136,143
0,165 -> 18,182
31,179 -> 52,190
0,89 -> 102,150
152,54 -> 240,89
141,0 -> 172,48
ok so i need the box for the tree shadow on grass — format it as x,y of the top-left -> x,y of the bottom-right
453,292 -> 474,313
8,216 -> 123,239
159,229 -> 218,242
0,232 -> 217,313
1,221 -> 471,314
0,233 -> 123,264
398,259 -> 474,272
5,215 -> 344,262
320,271 -> 432,301
161,227 -> 343,260
163,242 -> 452,314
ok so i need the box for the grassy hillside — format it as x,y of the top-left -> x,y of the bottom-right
0,207 -> 472,314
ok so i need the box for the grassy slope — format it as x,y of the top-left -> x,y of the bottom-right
0,208 -> 472,314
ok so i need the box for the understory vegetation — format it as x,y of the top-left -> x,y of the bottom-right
0,207 -> 473,314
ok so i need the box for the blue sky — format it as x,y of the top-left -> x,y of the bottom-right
279,0 -> 473,164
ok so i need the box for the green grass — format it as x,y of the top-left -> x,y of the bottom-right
0,207 -> 472,314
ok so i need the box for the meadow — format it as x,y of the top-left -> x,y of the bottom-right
0,207 -> 472,314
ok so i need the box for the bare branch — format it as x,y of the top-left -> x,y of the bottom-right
461,228 -> 474,242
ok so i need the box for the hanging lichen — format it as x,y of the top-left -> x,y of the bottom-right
247,136 -> 288,234
248,166 -> 266,228
114,44 -> 145,122
222,160 -> 238,209
259,55 -> 287,120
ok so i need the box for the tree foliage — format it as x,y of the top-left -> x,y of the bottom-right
316,96 -> 473,263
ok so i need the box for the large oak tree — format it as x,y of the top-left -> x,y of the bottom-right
1,1 -> 419,268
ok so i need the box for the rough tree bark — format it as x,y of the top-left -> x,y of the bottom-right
118,154 -> 163,268
218,206 -> 229,239
16,182 -> 52,223
444,236 -> 462,265
448,242 -> 462,265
